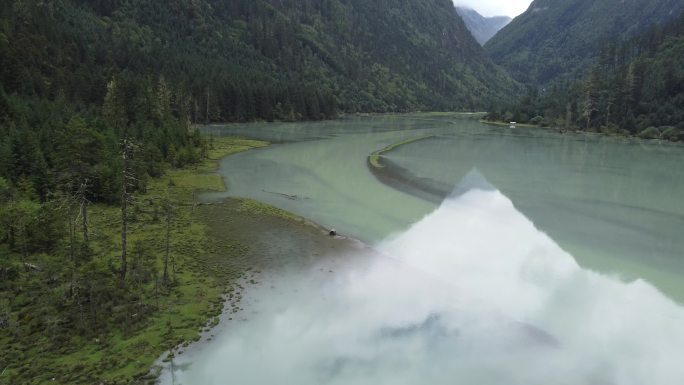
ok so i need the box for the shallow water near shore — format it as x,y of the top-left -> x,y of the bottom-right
159,115 -> 684,384
202,115 -> 684,302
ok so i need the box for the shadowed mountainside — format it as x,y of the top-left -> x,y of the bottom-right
455,6 -> 511,45
485,0 -> 684,86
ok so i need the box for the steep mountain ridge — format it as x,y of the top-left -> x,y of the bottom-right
485,0 -> 684,85
0,0 -> 518,122
486,11 -> 684,139
455,7 -> 511,45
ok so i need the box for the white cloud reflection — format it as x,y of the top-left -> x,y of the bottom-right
162,172 -> 684,385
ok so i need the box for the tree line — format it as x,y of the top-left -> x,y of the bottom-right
0,0 -> 518,127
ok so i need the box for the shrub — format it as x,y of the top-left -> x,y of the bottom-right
530,115 -> 544,125
600,124 -> 619,134
661,126 -> 683,141
638,126 -> 661,139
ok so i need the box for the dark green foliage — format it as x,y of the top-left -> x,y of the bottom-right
486,12 -> 684,139
486,0 -> 684,86
0,0 -> 518,124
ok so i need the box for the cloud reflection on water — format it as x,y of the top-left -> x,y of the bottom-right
163,171 -> 684,385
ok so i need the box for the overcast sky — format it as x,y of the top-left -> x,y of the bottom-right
453,0 -> 533,18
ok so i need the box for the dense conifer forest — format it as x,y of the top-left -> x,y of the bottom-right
486,11 -> 684,139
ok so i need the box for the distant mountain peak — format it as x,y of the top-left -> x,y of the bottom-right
455,6 -> 511,45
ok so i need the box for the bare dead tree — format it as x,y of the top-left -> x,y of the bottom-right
53,184 -> 79,297
205,88 -> 210,124
162,196 -> 172,285
120,137 -> 137,284
78,179 -> 90,258
67,188 -> 77,298
121,141 -> 128,283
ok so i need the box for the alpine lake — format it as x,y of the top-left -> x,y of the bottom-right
159,114 -> 684,385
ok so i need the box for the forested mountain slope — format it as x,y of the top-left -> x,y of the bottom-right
455,7 -> 511,45
1,0 -> 517,123
486,11 -> 684,140
485,0 -> 684,86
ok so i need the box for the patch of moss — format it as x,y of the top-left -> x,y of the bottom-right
638,126 -> 662,140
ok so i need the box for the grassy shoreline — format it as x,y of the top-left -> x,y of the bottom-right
0,138 -> 279,384
480,119 -> 684,142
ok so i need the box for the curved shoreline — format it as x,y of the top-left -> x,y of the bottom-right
367,135 -> 451,203
368,135 -> 435,168
480,119 -> 684,144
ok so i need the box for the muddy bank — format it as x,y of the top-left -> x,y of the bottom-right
197,198 -> 359,277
